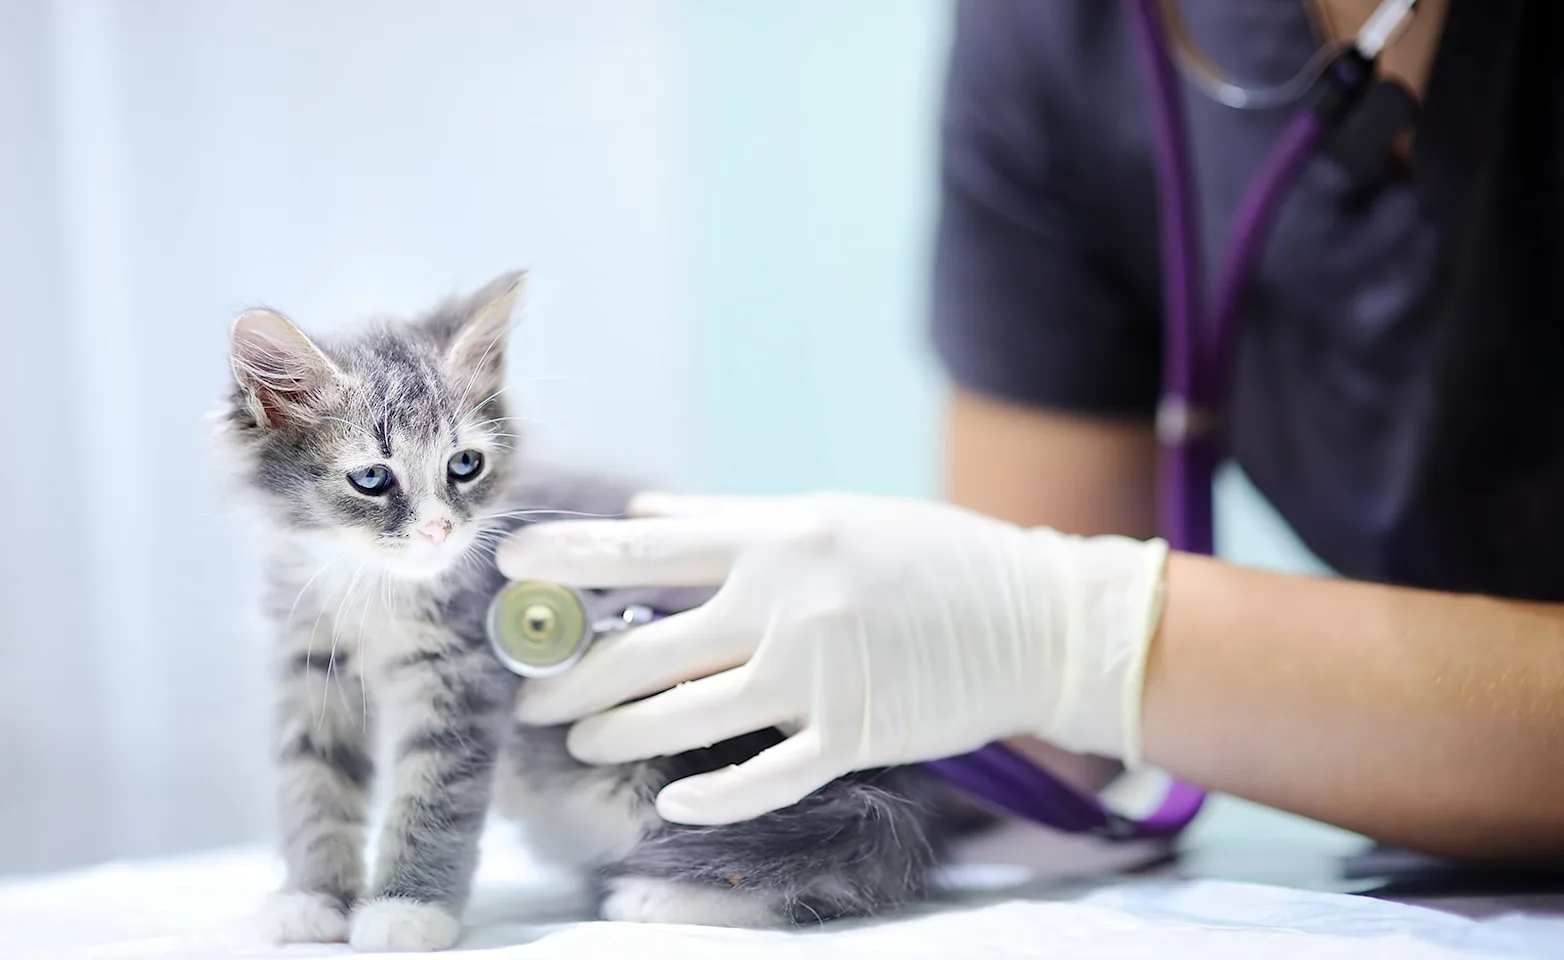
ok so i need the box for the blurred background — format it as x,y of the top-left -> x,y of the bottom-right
0,0 -> 1343,877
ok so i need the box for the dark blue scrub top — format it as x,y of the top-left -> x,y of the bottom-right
930,0 -> 1564,598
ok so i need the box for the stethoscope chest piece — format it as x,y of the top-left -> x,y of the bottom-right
486,579 -> 654,678
487,579 -> 591,677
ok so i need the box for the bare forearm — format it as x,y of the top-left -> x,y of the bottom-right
942,388 -> 1158,538
1142,552 -> 1564,863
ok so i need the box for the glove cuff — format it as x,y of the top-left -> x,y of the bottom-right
1026,529 -> 1170,765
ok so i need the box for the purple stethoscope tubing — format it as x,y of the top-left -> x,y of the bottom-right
918,0 -> 1381,841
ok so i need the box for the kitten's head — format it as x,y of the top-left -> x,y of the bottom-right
216,270 -> 525,580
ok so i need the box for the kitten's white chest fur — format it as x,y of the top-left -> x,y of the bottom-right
288,549 -> 446,668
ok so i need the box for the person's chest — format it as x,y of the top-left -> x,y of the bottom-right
1184,1 -> 1564,597
1059,1 -> 1564,596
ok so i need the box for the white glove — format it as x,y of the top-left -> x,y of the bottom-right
497,491 -> 1170,826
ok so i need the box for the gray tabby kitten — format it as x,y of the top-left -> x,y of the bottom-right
214,271 -> 977,952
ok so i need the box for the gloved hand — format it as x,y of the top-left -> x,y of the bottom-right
497,490 -> 1170,826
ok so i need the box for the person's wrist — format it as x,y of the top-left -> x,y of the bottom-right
1021,528 -> 1170,766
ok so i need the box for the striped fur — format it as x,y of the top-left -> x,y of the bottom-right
215,272 -> 981,949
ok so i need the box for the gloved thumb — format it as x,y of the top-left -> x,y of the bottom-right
653,730 -> 839,825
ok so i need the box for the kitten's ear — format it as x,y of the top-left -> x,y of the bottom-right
442,269 -> 524,389
228,309 -> 344,429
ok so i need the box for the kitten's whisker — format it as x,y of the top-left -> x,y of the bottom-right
303,562 -> 353,699
318,416 -> 379,443
470,416 -> 545,429
379,385 -> 393,454
285,552 -> 349,650
466,533 -> 511,558
470,507 -> 626,522
458,384 -> 516,428
458,538 -> 495,582
455,318 -> 519,415
319,562 -> 367,728
327,563 -> 372,721
333,656 -> 356,716
796,899 -> 826,927
356,569 -> 385,725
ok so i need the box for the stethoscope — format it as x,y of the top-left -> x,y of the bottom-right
1139,0 -> 1418,560
486,0 -> 1419,840
487,578 -> 654,678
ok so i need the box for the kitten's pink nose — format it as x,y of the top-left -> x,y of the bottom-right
418,517 -> 454,544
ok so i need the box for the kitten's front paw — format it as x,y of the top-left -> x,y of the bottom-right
349,897 -> 462,952
600,877 -> 783,927
262,890 -> 350,943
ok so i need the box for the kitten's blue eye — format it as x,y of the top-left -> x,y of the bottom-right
347,464 -> 394,496
447,449 -> 484,482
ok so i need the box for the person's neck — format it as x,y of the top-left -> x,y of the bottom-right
1305,0 -> 1448,103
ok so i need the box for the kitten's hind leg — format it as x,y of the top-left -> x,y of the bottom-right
605,763 -> 957,927
267,647 -> 373,943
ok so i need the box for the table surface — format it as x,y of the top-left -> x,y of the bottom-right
951,795 -> 1564,921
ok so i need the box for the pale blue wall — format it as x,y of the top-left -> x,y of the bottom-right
683,0 -> 950,498
681,0 -> 1329,581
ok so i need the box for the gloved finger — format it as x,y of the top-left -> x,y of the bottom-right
651,728 -> 840,825
495,516 -> 759,587
514,605 -> 749,725
563,666 -> 785,764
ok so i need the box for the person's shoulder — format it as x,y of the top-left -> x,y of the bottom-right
943,0 -> 1143,166
940,0 -> 1146,213
931,2 -> 1163,418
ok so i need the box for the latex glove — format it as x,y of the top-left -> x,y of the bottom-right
497,491 -> 1169,825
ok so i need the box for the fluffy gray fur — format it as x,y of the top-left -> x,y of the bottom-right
214,271 -> 980,951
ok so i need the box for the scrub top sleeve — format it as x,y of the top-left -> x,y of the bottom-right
929,0 -> 1161,419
